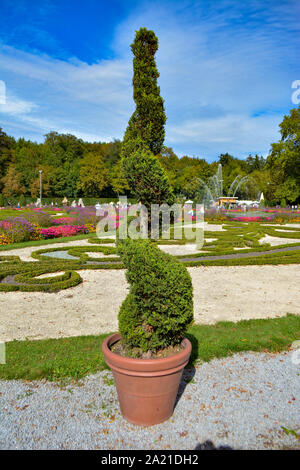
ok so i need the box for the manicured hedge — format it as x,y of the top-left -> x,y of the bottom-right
117,238 -> 193,352
68,245 -> 118,262
0,222 -> 299,293
0,263 -> 82,292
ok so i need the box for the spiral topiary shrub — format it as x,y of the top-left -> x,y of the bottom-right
117,238 -> 194,353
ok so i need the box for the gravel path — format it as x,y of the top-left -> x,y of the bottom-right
0,351 -> 299,450
2,265 -> 300,342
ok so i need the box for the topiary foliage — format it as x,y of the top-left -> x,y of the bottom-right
117,238 -> 194,352
122,28 -> 166,157
123,147 -> 175,211
121,28 -> 175,214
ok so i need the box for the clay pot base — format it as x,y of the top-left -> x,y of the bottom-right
102,333 -> 192,426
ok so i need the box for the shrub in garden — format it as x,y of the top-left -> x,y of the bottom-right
123,147 -> 175,211
117,238 -> 194,353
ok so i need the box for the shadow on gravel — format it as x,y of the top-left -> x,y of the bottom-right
174,365 -> 196,409
194,440 -> 234,450
173,332 -> 198,409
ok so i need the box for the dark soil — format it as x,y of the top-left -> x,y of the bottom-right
110,339 -> 184,359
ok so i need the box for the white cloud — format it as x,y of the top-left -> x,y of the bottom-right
0,93 -> 37,115
0,45 -> 132,142
167,113 -> 281,157
0,0 -> 299,159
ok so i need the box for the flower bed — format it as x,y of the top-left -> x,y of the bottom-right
40,224 -> 88,239
0,217 -> 41,244
23,210 -> 53,227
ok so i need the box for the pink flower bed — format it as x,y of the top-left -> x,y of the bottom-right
41,225 -> 88,239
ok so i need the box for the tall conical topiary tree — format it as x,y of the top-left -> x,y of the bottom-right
121,28 -> 174,209
122,28 -> 166,157
115,28 -> 194,358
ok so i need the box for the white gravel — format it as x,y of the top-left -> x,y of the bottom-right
0,350 -> 299,450
259,235 -> 299,246
158,244 -> 209,255
1,264 -> 300,342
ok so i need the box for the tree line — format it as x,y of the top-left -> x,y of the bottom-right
0,105 -> 299,206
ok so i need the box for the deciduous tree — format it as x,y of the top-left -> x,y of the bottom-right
77,152 -> 109,196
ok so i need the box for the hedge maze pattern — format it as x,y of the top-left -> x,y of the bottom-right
0,222 -> 299,292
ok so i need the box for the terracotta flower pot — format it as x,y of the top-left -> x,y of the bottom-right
102,333 -> 192,426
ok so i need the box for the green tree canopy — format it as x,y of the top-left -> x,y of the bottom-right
1,165 -> 26,198
267,106 -> 300,204
0,128 -> 15,188
77,152 -> 109,196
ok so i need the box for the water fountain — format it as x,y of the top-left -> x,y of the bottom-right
194,164 -> 257,208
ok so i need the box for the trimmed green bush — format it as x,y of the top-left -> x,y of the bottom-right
0,263 -> 82,292
88,237 -> 117,244
123,147 -> 175,211
0,255 -> 21,263
68,245 -> 117,261
117,238 -> 194,352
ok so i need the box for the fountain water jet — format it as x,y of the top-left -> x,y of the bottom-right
192,164 -> 258,208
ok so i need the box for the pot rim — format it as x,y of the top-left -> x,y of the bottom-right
102,332 -> 192,374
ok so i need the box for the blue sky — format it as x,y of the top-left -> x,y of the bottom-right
0,0 -> 299,161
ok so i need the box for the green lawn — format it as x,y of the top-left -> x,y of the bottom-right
1,314 -> 299,382
0,209 -> 30,220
